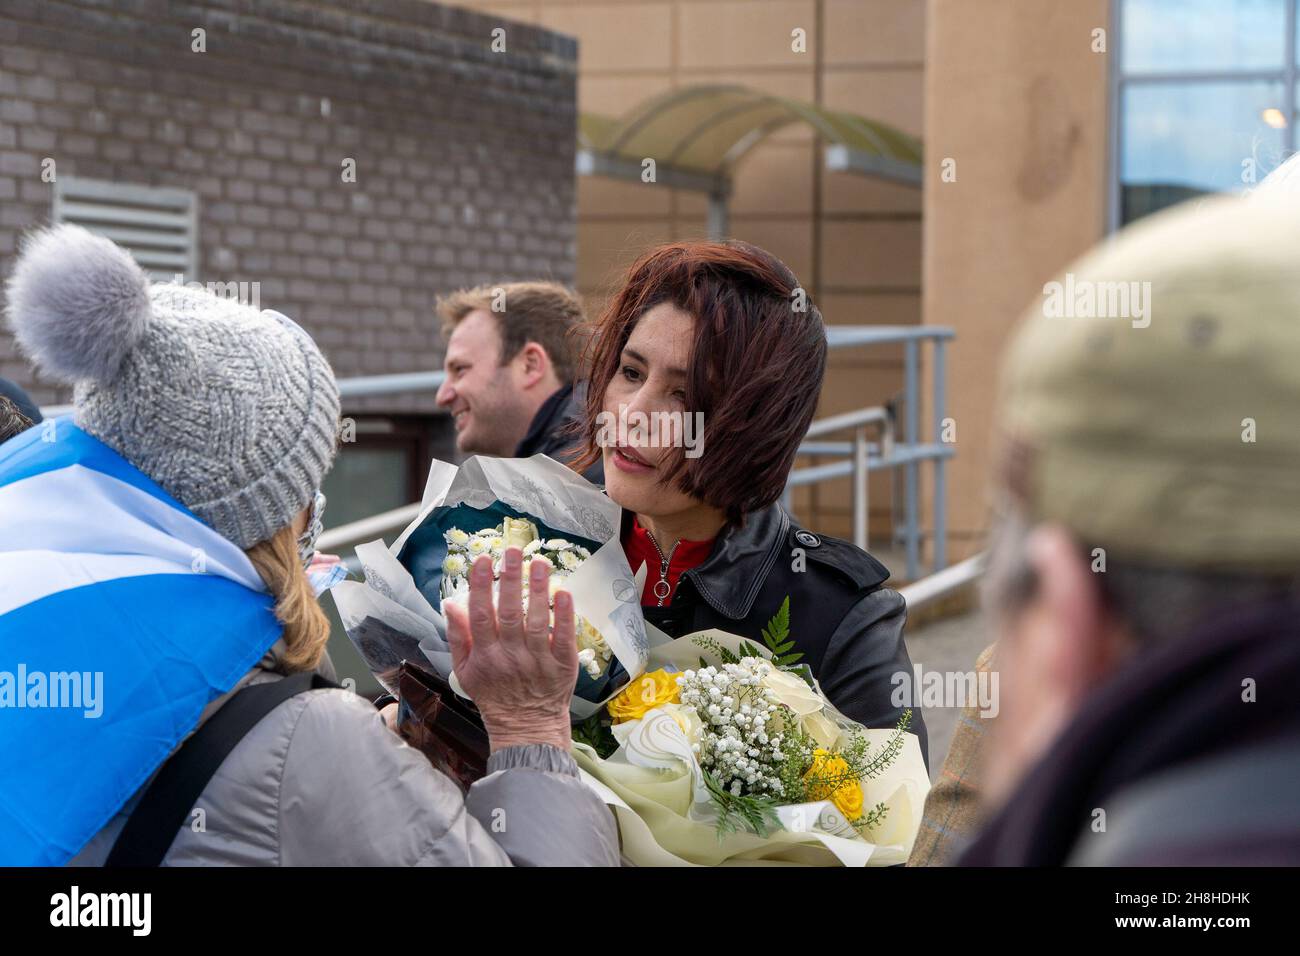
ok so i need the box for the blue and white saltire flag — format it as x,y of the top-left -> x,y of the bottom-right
0,418 -> 283,865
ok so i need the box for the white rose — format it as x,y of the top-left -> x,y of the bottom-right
659,703 -> 704,748
502,517 -> 539,549
761,666 -> 824,716
801,710 -> 842,750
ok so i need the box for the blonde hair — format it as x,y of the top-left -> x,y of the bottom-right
244,525 -> 331,673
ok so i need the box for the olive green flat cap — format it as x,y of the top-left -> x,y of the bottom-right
998,193 -> 1300,572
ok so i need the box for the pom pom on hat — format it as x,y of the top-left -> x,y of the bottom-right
4,224 -> 152,385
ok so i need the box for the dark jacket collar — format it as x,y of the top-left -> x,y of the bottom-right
515,382 -> 575,459
620,502 -> 788,620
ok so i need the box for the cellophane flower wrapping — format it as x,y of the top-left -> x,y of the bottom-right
571,627 -> 931,867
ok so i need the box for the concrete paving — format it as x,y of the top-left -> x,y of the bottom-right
904,609 -> 992,781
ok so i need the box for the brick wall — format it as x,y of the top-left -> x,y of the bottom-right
0,0 -> 578,413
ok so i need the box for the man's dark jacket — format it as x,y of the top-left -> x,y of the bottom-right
515,382 -> 603,485
959,598 -> 1300,865
630,503 -> 928,768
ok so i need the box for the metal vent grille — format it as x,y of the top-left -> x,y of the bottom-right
52,177 -> 198,281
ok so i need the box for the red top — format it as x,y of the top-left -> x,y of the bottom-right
622,516 -> 716,607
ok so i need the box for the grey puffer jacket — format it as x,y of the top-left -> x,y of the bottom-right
71,643 -> 619,866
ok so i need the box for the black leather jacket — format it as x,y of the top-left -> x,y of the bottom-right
628,504 -> 928,768
515,382 -> 603,485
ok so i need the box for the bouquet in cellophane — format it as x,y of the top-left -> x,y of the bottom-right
571,614 -> 931,867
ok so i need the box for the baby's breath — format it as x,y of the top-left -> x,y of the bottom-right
677,658 -> 791,799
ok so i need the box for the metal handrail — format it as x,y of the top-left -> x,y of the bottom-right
784,406 -> 892,551
897,551 -> 984,613
317,502 -> 421,553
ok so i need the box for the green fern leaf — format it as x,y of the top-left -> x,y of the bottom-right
760,595 -> 801,668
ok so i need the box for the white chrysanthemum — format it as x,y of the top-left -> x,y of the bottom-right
440,575 -> 470,603
524,553 -> 553,571
544,538 -> 573,551
442,553 -> 468,578
445,528 -> 471,550
557,549 -> 583,571
522,539 -> 544,556
466,536 -> 490,557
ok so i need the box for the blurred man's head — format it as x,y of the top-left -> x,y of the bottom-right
434,282 -> 584,455
0,395 -> 33,444
981,194 -> 1300,804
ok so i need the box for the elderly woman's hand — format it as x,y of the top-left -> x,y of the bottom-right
444,547 -> 577,753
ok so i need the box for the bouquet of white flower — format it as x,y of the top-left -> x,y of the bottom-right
330,454 -> 649,719
571,609 -> 931,867
439,517 -> 613,681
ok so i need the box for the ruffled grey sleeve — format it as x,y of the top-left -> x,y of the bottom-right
465,744 -> 620,867
274,692 -> 618,866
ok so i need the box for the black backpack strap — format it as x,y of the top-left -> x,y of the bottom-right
105,671 -> 340,867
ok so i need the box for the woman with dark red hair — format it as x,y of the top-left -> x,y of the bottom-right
573,240 -> 927,763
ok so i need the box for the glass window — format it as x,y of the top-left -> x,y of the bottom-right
1115,0 -> 1296,227
1121,80 -> 1286,222
1122,0 -> 1287,73
321,446 -> 411,528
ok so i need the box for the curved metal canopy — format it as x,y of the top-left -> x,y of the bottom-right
578,83 -> 923,191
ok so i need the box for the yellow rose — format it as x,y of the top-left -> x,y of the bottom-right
607,669 -> 681,723
803,748 -> 865,822
829,778 -> 863,821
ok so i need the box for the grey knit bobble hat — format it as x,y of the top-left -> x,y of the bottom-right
5,224 -> 341,550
